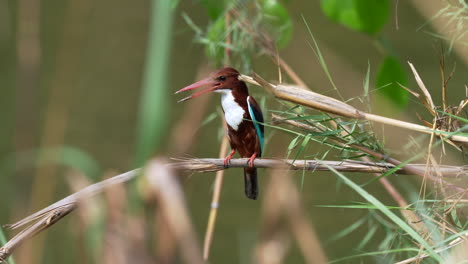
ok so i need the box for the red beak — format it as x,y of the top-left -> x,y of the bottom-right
175,78 -> 219,102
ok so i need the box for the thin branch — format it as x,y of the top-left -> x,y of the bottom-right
173,158 -> 466,177
0,204 -> 75,262
0,169 -> 140,261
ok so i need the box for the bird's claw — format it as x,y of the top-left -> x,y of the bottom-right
223,149 -> 236,168
247,152 -> 258,168
223,157 -> 231,168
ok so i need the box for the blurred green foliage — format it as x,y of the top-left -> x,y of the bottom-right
321,0 -> 409,110
261,0 -> 293,49
205,16 -> 227,62
193,0 -> 293,67
200,0 -> 226,20
320,0 -> 390,35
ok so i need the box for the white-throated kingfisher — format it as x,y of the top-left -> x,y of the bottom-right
176,67 -> 264,200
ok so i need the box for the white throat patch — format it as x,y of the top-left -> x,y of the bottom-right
216,90 -> 245,131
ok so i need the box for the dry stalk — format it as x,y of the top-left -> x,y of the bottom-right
0,169 -> 140,262
145,158 -> 203,264
0,204 -> 75,261
201,11 -> 234,260
202,136 -> 229,260
238,73 -> 468,146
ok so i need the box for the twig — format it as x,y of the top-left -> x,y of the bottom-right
172,158 -> 466,177
0,204 -> 75,262
0,169 -> 140,262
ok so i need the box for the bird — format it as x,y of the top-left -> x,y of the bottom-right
176,67 -> 264,200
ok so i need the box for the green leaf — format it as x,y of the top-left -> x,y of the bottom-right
364,60 -> 371,97
375,56 -> 409,109
320,0 -> 390,35
293,133 -> 311,162
261,0 -> 293,49
436,109 -> 468,123
357,223 -> 378,250
326,217 -> 367,244
287,135 -> 301,158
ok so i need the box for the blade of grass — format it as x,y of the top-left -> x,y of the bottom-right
287,135 -> 301,158
318,160 -> 442,261
437,109 -> 468,123
364,60 -> 371,98
316,204 -> 402,210
325,217 -> 367,244
329,248 -> 420,263
356,222 -> 378,250
292,133 -> 311,162
301,15 -> 342,99
134,0 -> 175,166
359,155 -> 418,187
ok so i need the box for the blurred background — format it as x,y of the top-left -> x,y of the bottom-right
0,0 -> 467,263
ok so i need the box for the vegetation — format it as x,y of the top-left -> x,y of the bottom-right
1,0 -> 467,263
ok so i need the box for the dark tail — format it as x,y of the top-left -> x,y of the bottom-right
244,167 -> 258,200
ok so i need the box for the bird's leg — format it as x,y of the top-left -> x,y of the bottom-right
223,149 -> 236,167
247,152 -> 257,167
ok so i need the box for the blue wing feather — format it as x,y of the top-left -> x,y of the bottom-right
247,96 -> 264,155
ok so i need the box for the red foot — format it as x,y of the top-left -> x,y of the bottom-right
247,152 -> 258,167
224,149 -> 236,167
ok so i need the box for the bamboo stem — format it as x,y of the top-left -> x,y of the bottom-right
173,158 -> 465,177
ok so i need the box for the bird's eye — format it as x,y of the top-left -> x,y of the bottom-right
217,76 -> 226,82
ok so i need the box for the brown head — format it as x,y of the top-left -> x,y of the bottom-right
176,67 -> 248,102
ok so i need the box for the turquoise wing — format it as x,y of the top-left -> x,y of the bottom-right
247,96 -> 264,155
